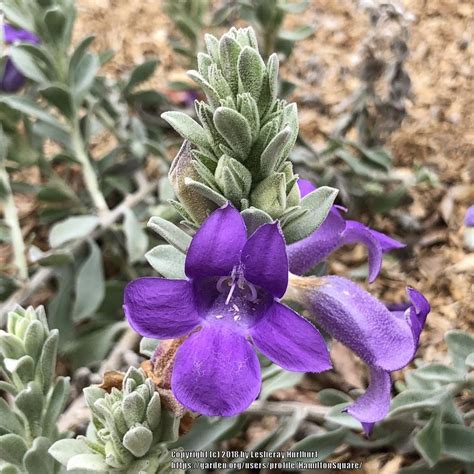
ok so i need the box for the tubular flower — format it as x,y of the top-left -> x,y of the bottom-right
287,179 -> 405,280
124,204 -> 331,417
1,24 -> 39,92
292,275 -> 430,433
465,205 -> 474,227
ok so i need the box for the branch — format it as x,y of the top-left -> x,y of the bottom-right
0,175 -> 157,323
58,328 -> 141,432
246,400 -> 330,422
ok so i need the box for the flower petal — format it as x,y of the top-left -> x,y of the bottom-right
251,302 -> 332,372
241,222 -> 288,298
185,204 -> 247,279
297,178 -> 317,198
369,229 -> 405,252
171,326 -> 261,416
0,58 -> 25,93
345,367 -> 391,426
339,221 -> 383,283
287,207 -> 346,275
406,287 -> 430,344
464,205 -> 474,227
124,278 -> 200,338
305,276 -> 416,371
3,24 -> 39,44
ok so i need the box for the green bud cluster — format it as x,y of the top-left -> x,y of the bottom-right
162,26 -> 337,244
0,306 -> 69,474
49,367 -> 182,473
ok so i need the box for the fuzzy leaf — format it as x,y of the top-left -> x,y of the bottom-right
283,186 -> 338,244
250,173 -> 287,219
49,215 -> 100,248
123,426 -> 153,457
415,411 -> 442,467
445,330 -> 474,372
24,437 -> 55,474
442,424 -> 474,462
0,434 -> 28,466
241,207 -> 273,236
284,427 -> 347,462
238,46 -> 265,101
72,240 -> 105,321
184,177 -> 228,207
145,245 -> 186,279
161,111 -> 209,149
42,377 -> 70,438
38,330 -> 59,393
123,208 -> 149,263
0,398 -> 24,436
214,107 -> 252,160
260,125 -> 292,177
147,216 -> 191,253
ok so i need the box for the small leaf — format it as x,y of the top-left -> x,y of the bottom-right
24,437 -> 55,474
42,377 -> 70,438
145,245 -> 186,279
44,7 -> 67,41
39,331 -> 59,393
71,52 -> 99,99
9,46 -> 48,83
318,388 -> 352,406
285,427 -> 347,462
415,411 -> 442,467
445,330 -> 474,372
40,84 -> 74,119
0,96 -> 67,131
49,215 -> 100,247
123,208 -> 149,263
161,111 -> 209,149
278,25 -> 314,41
284,186 -> 338,243
214,107 -> 252,160
260,366 -> 303,400
72,240 -> 105,321
241,207 -> 273,236
124,59 -> 159,92
0,398 -> 25,436
238,46 -> 265,101
326,403 -> 363,430
184,178 -> 228,207
442,424 -> 474,462
0,434 -> 28,466
147,216 -> 191,253
390,389 -> 445,417
67,453 -> 108,472
48,438 -> 90,467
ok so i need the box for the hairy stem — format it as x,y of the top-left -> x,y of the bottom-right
71,123 -> 110,217
0,164 -> 28,280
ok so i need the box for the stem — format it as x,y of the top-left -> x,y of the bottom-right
71,123 -> 109,217
0,173 -> 156,322
0,164 -> 28,280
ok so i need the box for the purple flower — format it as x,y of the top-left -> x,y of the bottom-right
1,24 -> 39,92
124,204 -> 331,416
296,275 -> 430,433
287,179 -> 405,281
465,206 -> 474,227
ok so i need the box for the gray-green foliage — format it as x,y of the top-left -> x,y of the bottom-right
0,0 -> 162,365
0,306 -> 69,474
162,26 -> 337,245
170,330 -> 474,471
315,330 -> 474,472
49,367 -> 182,473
